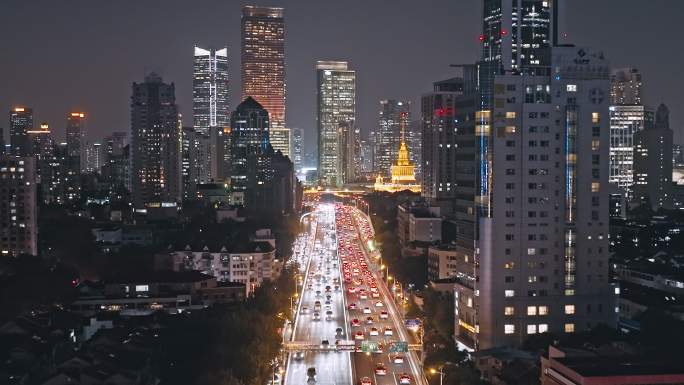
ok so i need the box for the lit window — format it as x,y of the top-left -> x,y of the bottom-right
592,182 -> 600,193
506,126 -> 516,134
506,112 -> 517,119
592,139 -> 600,151
538,306 -> 549,315
565,305 -> 575,314
527,324 -> 537,334
539,324 -> 549,333
564,323 -> 575,333
527,306 -> 537,316
505,306 -> 515,316
505,290 -> 515,297
527,248 -> 536,255
567,84 -> 577,92
505,324 -> 515,334
592,112 -> 600,124
135,285 -> 149,292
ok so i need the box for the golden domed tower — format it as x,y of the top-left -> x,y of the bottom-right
373,112 -> 420,192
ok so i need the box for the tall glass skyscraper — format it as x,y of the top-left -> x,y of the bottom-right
316,61 -> 355,187
241,6 -> 286,128
9,106 -> 33,156
374,100 -> 410,178
193,46 -> 230,134
66,112 -> 86,172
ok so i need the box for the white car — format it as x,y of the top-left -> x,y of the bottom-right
379,311 -> 389,319
374,301 -> 384,307
391,354 -> 405,364
363,307 -> 372,314
384,327 -> 393,336
369,327 -> 379,336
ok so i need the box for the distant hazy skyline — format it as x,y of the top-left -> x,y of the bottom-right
1,0 -> 682,151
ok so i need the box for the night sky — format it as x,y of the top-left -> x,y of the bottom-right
1,0 -> 682,152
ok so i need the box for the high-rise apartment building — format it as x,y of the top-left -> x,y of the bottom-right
241,6 -> 286,128
66,112 -> 86,173
374,100 -> 410,177
270,127 -> 291,157
27,123 -> 54,160
634,103 -> 673,211
230,97 -> 271,207
450,46 -> 618,350
421,78 -> 465,213
407,120 -> 422,181
316,61 -> 356,187
130,73 -> 182,208
609,68 -> 645,197
85,142 -> 104,174
292,128 -> 303,171
101,132 -> 130,195
337,121 -> 357,184
0,156 -> 38,256
9,107 -> 33,156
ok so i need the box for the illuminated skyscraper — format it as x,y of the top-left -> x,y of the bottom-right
9,106 -> 33,156
241,6 -> 286,128
193,46 -> 230,134
634,103 -> 673,210
270,127 -> 291,157
374,100 -> 410,177
0,156 -> 37,256
66,112 -> 86,172
316,61 -> 356,187
609,68 -> 645,197
130,73 -> 182,208
292,128 -> 303,171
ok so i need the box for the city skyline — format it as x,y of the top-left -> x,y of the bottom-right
2,0 -> 682,152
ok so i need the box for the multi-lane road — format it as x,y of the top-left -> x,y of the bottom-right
284,203 -> 426,385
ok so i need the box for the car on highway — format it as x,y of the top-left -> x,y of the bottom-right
359,377 -> 372,385
293,351 -> 304,360
399,374 -> 411,384
359,291 -> 368,299
390,354 -> 404,364
301,306 -> 309,314
365,316 -> 374,324
351,318 -> 360,327
363,307 -> 371,314
348,303 -> 357,310
371,291 -> 380,298
374,364 -> 387,375
335,327 -> 344,337
375,301 -> 384,307
325,310 -> 333,320
320,339 -> 330,349
369,327 -> 379,336
379,311 -> 388,319
313,312 -> 320,320
348,287 -> 357,294
354,331 -> 365,340
384,327 -> 393,336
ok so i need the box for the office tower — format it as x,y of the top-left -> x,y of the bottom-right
270,127 -> 291,157
292,128 -> 303,171
230,97 -> 271,207
337,121 -> 357,184
374,100 -> 410,177
0,156 -> 38,256
66,112 -> 86,173
241,6 -> 286,128
449,46 -> 617,350
359,139 -> 373,174
609,68 -> 645,198
316,61 -> 356,187
634,103 -> 673,211
9,107 -> 33,156
193,46 -> 230,134
481,0 -> 563,72
193,46 -> 231,185
130,73 -> 182,208
421,78 -> 465,213
85,142 -> 104,173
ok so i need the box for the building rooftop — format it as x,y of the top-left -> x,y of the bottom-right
104,270 -> 213,284
554,355 -> 684,377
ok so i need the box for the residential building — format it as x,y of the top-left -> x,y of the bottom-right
229,97 -> 271,207
609,68 -> 646,197
70,271 -> 245,316
540,345 -> 684,385
634,103 -> 673,210
427,244 -> 460,282
374,100 -> 410,177
316,60 -> 356,187
0,156 -> 38,256
85,142 -> 104,173
421,77 -> 466,214
9,106 -> 32,156
66,112 -> 86,172
101,132 -> 130,196
270,127 -> 291,157
396,201 -> 441,247
165,238 -> 280,296
241,6 -> 286,128
130,73 -> 182,208
27,123 -> 54,187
